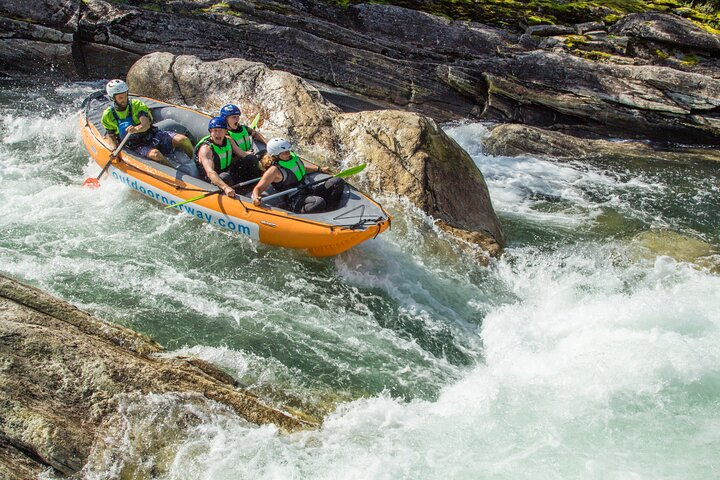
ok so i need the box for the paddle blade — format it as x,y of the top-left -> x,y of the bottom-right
335,163 -> 366,179
250,113 -> 261,129
83,177 -> 101,188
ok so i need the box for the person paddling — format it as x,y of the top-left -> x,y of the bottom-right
101,79 -> 194,172
194,116 -> 261,198
219,103 -> 269,155
251,138 -> 344,213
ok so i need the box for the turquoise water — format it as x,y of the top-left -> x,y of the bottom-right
2,80 -> 719,479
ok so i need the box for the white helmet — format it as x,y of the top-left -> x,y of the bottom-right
267,138 -> 292,156
106,79 -> 129,97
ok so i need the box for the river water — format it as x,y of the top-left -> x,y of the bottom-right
1,80 -> 719,479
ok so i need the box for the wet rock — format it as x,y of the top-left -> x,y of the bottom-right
483,124 -> 720,163
631,230 -> 720,273
333,110 -> 504,254
0,273 -> 314,477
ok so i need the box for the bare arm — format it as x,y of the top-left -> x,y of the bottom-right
199,145 -> 235,198
126,114 -> 152,136
252,166 -> 282,206
229,137 -> 251,159
251,129 -> 269,146
302,157 -> 330,174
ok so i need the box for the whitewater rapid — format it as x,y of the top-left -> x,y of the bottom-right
1,81 -> 719,479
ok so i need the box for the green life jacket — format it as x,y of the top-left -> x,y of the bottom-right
228,125 -> 253,152
278,152 -> 306,182
194,135 -> 233,173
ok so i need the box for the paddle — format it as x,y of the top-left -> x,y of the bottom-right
83,133 -> 132,188
166,176 -> 262,209
250,112 -> 261,129
260,163 -> 366,204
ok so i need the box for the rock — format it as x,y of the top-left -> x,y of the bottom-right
333,110 -> 504,254
464,51 -> 720,143
611,12 -> 720,56
128,53 -> 505,253
0,273 -> 314,477
350,4 -> 515,57
128,52 -> 341,149
525,24 -> 575,36
0,17 -> 78,77
575,21 -> 605,34
631,230 -> 720,273
483,123 -> 720,163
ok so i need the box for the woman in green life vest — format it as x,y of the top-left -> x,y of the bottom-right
219,104 -> 268,153
251,138 -> 345,213
194,117 -> 260,198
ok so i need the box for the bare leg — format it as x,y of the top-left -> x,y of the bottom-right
146,148 -> 173,167
172,134 -> 194,158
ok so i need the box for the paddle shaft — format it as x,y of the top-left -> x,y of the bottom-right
167,176 -> 262,209
96,133 -> 131,180
261,164 -> 366,203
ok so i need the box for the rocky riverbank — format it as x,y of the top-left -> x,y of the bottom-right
0,273 -> 315,479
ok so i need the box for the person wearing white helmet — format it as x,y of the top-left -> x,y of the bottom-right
251,138 -> 344,213
101,79 -> 194,170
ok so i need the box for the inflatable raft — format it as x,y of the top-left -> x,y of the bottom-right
80,92 -> 390,257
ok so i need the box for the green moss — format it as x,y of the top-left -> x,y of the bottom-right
577,50 -> 615,60
10,16 -> 37,23
319,0 -> 719,31
139,2 -> 162,11
655,48 -> 669,59
565,34 -> 588,48
681,54 -> 700,65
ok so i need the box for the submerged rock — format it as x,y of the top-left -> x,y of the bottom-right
631,230 -> 720,273
128,53 -> 505,254
0,273 -> 314,479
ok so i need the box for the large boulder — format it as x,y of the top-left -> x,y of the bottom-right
0,273 -> 313,479
128,53 -> 505,254
129,52 -> 340,149
333,110 -> 504,254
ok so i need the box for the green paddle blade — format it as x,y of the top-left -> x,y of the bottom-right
250,113 -> 261,129
335,163 -> 366,178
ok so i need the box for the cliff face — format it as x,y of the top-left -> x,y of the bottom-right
2,1 -> 719,147
0,273 -> 314,479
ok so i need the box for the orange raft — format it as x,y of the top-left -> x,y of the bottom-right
80,92 -> 390,257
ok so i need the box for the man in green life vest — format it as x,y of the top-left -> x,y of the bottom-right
101,79 -> 194,170
194,117 -> 261,198
219,104 -> 268,154
251,138 -> 345,213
